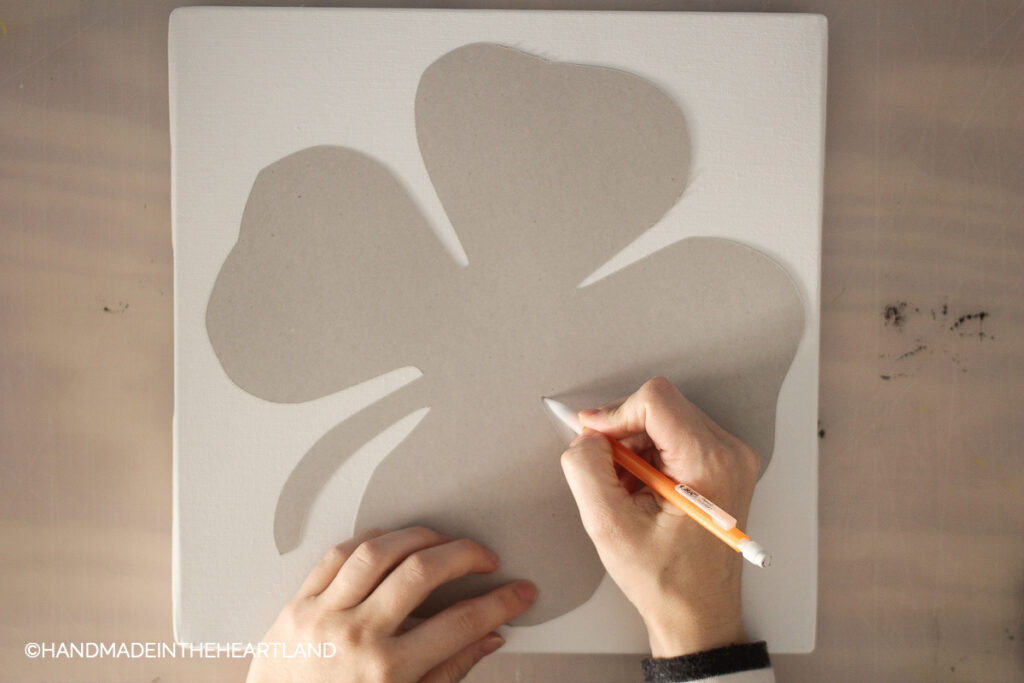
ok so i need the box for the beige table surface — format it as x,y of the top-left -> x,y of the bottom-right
1,1 -> 1021,681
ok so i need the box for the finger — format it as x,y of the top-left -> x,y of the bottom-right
295,528 -> 387,599
616,435 -> 658,493
403,581 -> 534,673
618,431 -> 655,454
417,632 -> 505,683
560,431 -> 638,539
578,377 -> 702,456
360,538 -> 500,632
616,463 -> 643,494
319,526 -> 452,610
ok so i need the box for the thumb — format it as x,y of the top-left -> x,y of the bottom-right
560,431 -> 637,539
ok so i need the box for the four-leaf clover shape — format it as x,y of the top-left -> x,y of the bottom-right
206,44 -> 804,625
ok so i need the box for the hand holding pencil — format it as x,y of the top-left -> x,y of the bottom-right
557,377 -> 761,658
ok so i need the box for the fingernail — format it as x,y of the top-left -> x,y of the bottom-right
479,633 -> 505,655
513,581 -> 537,602
579,409 -> 600,417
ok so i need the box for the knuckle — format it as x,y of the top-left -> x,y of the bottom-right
736,440 -> 757,461
282,599 -> 328,643
408,525 -> 439,542
323,544 -> 347,564
453,537 -> 484,556
365,650 -> 400,681
644,376 -> 676,399
738,444 -> 761,478
349,540 -> 385,569
403,551 -> 435,581
560,444 -> 588,470
559,449 -> 577,474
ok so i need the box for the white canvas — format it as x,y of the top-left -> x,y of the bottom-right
170,7 -> 825,653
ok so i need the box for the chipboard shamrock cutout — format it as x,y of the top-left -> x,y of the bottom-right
206,44 -> 804,626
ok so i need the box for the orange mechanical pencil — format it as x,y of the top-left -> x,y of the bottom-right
543,397 -> 771,568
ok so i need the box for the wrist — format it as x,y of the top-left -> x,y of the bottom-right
643,600 -> 746,657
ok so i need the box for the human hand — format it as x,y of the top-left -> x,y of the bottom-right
246,527 -> 536,683
559,377 -> 759,657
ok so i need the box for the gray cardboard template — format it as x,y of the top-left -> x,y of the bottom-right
205,44 -> 803,626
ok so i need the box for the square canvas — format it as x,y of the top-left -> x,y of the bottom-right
170,7 -> 825,653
